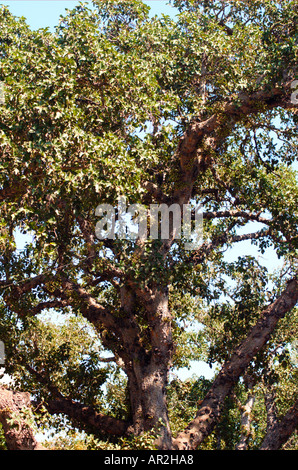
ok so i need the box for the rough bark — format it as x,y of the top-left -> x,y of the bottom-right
173,81 -> 296,209
235,392 -> 256,450
0,387 -> 45,450
46,397 -> 130,438
173,277 -> 298,450
264,391 -> 279,436
120,287 -> 174,450
125,357 -> 172,449
260,399 -> 298,450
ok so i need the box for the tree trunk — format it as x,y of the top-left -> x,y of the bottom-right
120,287 -> 174,449
0,387 -> 45,450
126,357 -> 172,449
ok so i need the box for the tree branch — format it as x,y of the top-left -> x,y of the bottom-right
1,273 -> 46,297
31,299 -> 69,316
203,210 -> 271,225
264,391 -> 279,436
45,397 -> 130,438
235,386 -> 256,450
191,228 -> 270,265
259,399 -> 298,450
142,181 -> 171,204
23,362 -> 128,439
173,277 -> 298,450
173,80 -> 296,206
59,276 -> 119,332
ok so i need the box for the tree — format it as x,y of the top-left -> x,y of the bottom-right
0,0 -> 297,450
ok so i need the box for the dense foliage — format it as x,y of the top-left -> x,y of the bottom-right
0,0 -> 297,450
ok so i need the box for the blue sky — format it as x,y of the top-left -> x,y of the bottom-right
0,0 -> 178,30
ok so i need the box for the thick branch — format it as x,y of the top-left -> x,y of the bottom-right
192,228 -> 270,264
76,215 -> 97,267
259,399 -> 298,450
264,391 -> 279,436
60,277 -> 119,332
31,299 -> 69,316
45,397 -> 130,438
2,274 -> 46,297
23,362 -> 128,439
173,81 -> 296,206
203,210 -> 271,225
142,181 -> 171,204
173,277 -> 298,450
235,391 -> 256,450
